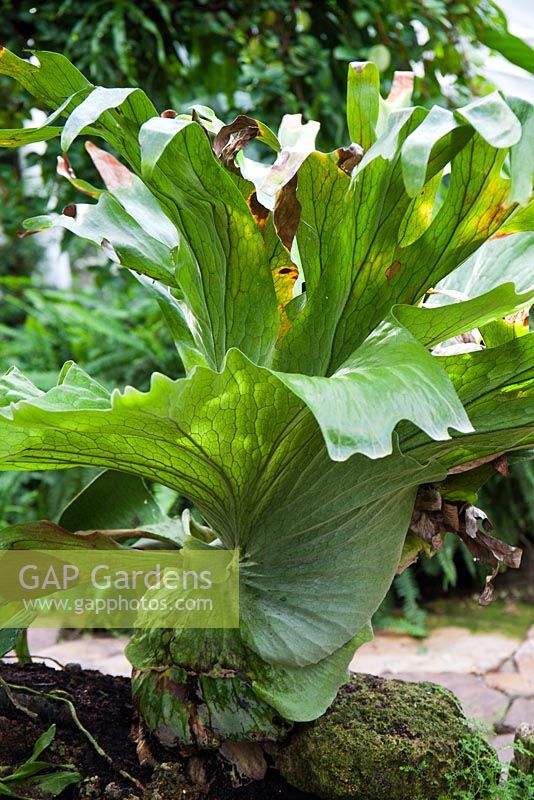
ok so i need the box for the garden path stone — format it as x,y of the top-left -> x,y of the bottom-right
27,628 -> 60,651
382,671 -> 510,726
485,671 -> 534,697
515,638 -> 534,676
491,734 -> 516,764
503,698 -> 534,731
350,627 -> 520,675
30,636 -> 131,676
498,657 -> 517,673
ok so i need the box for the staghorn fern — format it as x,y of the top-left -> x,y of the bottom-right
0,48 -> 532,745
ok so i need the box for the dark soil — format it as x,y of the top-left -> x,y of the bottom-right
0,661 -> 316,799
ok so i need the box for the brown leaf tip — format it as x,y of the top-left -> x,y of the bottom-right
57,154 -> 75,179
63,204 -> 77,218
248,192 -> 270,229
350,61 -> 368,73
213,115 -> 260,163
336,143 -> 364,175
161,109 -> 178,119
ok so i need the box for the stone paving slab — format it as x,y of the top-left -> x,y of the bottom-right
29,635 -> 131,676
485,671 -> 534,697
515,639 -> 534,677
27,628 -> 61,652
350,627 -> 520,675
503,698 -> 534,732
491,734 -> 516,765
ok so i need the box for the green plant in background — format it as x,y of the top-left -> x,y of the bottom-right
0,269 -> 182,532
0,274 -> 181,390
3,1 -> 532,145
0,47 -> 532,751
445,727 -> 534,800
481,454 -> 534,545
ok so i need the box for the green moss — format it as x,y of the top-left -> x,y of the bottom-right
276,674 -> 500,800
426,599 -> 533,640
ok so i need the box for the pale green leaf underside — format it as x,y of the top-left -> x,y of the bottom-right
507,97 -> 534,205
399,282 -> 534,345
275,281 -> 533,461
24,197 -> 176,285
261,113 -> 320,196
401,93 -> 522,198
427,232 -> 534,306
61,86 -> 155,151
277,320 -> 472,461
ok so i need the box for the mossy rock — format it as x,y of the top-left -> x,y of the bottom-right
276,674 -> 500,800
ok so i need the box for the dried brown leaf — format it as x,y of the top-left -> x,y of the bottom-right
409,485 -> 522,605
273,174 -> 300,252
336,143 -> 364,175
213,115 -> 259,166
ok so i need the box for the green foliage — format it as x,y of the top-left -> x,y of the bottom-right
2,1 -> 531,279
2,1 -> 532,148
0,724 -> 81,798
0,629 -> 23,659
0,271 -> 181,532
445,726 -> 534,800
374,569 -> 428,638
0,47 -> 532,745
481,458 -> 534,544
0,273 -> 181,390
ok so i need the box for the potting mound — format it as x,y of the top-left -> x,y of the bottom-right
0,662 -> 315,799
